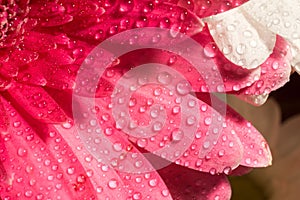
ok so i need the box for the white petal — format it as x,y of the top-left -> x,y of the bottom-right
204,8 -> 276,69
243,0 -> 300,48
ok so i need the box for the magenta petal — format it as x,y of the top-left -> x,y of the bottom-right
170,0 -> 249,18
159,163 -> 232,200
7,83 -> 69,123
62,1 -> 204,44
0,100 -> 8,132
238,36 -> 292,95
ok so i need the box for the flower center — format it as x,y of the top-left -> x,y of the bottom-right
0,5 -> 9,41
0,1 -> 29,48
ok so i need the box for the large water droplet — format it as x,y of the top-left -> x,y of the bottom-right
171,129 -> 184,142
157,72 -> 172,85
176,80 -> 191,95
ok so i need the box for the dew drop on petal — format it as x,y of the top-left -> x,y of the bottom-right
108,179 -> 118,189
148,179 -> 157,187
17,147 -> 27,157
137,138 -> 148,148
157,72 -> 172,85
176,80 -> 191,95
204,43 -> 217,58
171,129 -> 184,142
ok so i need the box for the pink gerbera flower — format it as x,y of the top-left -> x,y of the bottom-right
0,0 -> 293,199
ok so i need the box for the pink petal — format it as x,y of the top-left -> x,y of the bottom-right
7,82 -> 69,123
224,104 -> 272,167
237,36 -> 292,95
49,124 -> 130,200
69,96 -> 174,199
0,97 -> 98,199
197,93 -> 272,168
92,85 -> 243,174
158,163 -> 232,200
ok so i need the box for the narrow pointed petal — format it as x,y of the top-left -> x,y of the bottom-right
197,93 -> 272,168
70,95 -> 173,199
0,97 -> 97,199
225,105 -> 272,167
171,0 -> 249,18
227,96 -> 281,148
159,163 -> 232,200
92,85 -> 243,174
204,7 -> 276,69
7,83 -> 69,123
0,100 -> 8,132
62,1 -> 204,44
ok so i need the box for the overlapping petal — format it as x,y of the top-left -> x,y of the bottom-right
0,0 -> 287,199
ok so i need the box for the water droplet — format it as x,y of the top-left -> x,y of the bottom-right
17,148 -> 27,157
223,167 -> 232,175
108,179 -> 118,189
218,150 -> 225,157
152,121 -> 163,132
236,43 -> 246,55
13,121 -> 21,128
149,179 -> 157,187
67,167 -> 75,175
245,158 -> 251,165
186,115 -> 196,125
188,99 -> 196,107
209,168 -> 216,175
161,189 -> 169,197
200,104 -> 208,112
204,117 -> 212,125
176,80 -> 191,95
152,33 -> 161,43
137,138 -> 148,148
204,43 -> 217,58
157,72 -> 172,84
113,142 -> 122,152
24,190 -> 33,197
272,61 -> 279,70
172,106 -> 180,114
168,55 -> 177,65
171,129 -> 184,142
133,192 -> 142,200
203,141 -> 210,149
153,87 -> 162,96
150,109 -> 159,118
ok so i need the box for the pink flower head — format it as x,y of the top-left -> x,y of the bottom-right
0,0 -> 292,199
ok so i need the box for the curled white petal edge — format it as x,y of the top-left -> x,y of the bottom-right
203,5 -> 276,70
